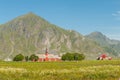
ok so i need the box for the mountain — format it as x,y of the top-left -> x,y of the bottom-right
0,13 -> 106,60
86,31 -> 120,56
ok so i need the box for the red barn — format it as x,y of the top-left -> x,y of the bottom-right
36,48 -> 61,62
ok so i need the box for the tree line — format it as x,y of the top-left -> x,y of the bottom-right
62,53 -> 85,61
13,53 -> 85,61
13,54 -> 39,61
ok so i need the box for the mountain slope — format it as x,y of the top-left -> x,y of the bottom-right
0,13 -> 105,60
86,31 -> 120,56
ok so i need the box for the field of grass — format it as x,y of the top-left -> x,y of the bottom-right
0,60 -> 120,80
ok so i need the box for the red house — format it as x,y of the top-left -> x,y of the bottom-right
97,54 -> 112,60
36,48 -> 61,62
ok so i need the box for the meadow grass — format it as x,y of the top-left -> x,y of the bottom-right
0,60 -> 120,80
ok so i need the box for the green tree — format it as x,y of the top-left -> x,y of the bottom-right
62,53 -> 85,61
62,53 -> 74,61
29,54 -> 39,61
74,53 -> 85,61
61,54 -> 66,61
25,56 -> 29,61
13,54 -> 24,61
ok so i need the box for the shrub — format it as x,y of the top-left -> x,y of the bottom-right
29,54 -> 39,61
13,54 -> 24,61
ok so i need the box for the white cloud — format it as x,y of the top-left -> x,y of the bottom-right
107,34 -> 120,40
112,11 -> 120,16
112,14 -> 115,16
107,26 -> 120,30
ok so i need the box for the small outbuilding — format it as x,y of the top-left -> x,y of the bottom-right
97,54 -> 112,60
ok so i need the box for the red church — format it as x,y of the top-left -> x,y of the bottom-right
36,48 -> 61,62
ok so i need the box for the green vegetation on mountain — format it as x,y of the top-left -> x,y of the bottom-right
0,13 -> 111,60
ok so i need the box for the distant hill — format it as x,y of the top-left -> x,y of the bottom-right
86,31 -> 120,56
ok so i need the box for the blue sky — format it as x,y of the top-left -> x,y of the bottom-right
0,0 -> 120,40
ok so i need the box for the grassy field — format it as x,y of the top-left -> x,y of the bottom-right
0,60 -> 120,80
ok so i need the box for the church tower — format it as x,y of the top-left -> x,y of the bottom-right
45,48 -> 48,55
45,48 -> 49,61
